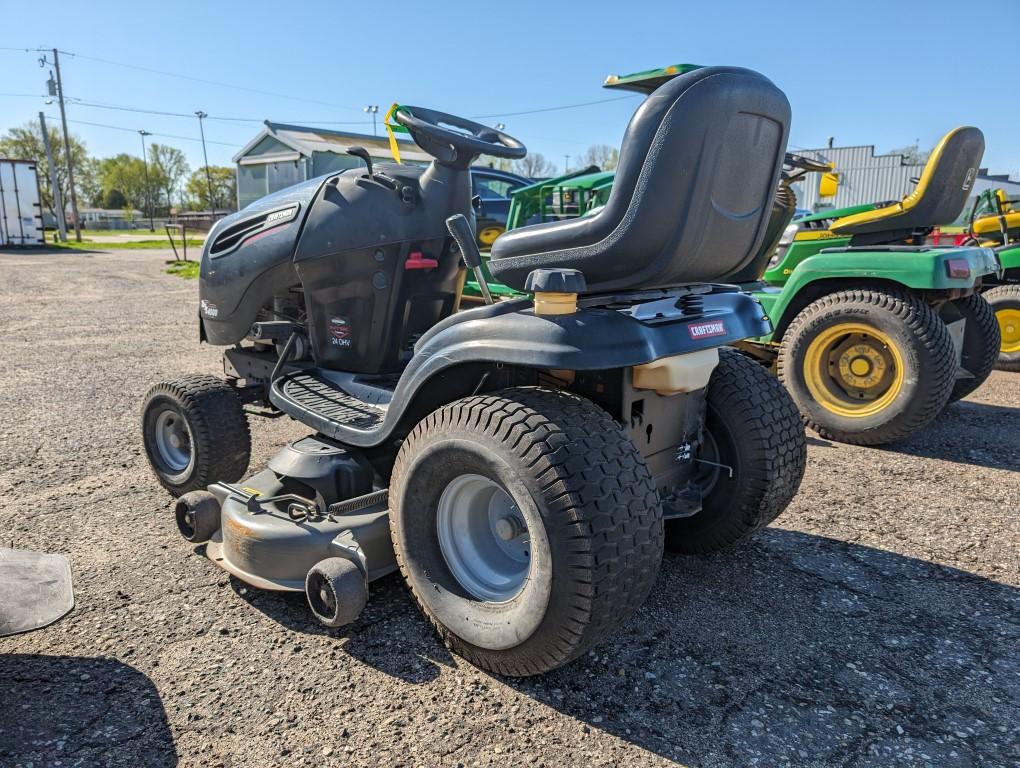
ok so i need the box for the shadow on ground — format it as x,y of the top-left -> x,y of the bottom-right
880,399 -> 1020,471
505,529 -> 1020,766
230,572 -> 455,684
228,526 -> 1019,765
0,654 -> 177,766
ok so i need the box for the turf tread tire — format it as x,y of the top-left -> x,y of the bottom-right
389,387 -> 663,677
142,374 -> 251,497
985,284 -> 1020,372
948,293 -> 1000,401
666,348 -> 806,555
777,288 -> 956,445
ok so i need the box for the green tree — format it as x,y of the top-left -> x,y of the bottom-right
148,144 -> 189,211
77,156 -> 103,208
0,121 -> 91,218
186,166 -> 236,211
98,154 -> 149,211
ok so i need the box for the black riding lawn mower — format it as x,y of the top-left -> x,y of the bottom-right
142,66 -> 807,676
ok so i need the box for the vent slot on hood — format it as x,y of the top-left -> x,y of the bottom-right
209,213 -> 270,256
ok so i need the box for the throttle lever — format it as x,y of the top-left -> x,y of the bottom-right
445,214 -> 493,305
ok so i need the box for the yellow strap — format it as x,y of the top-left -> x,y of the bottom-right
384,102 -> 404,164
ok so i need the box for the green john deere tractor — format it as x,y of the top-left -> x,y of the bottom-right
961,188 -> 1020,370
467,64 -> 1002,445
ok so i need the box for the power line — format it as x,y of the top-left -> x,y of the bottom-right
49,115 -> 238,147
470,95 -> 639,120
55,49 -> 363,112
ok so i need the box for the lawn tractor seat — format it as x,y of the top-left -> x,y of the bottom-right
488,66 -> 791,293
830,127 -> 985,240
972,191 -> 1020,244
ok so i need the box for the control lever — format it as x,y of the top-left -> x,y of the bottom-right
445,214 -> 493,305
347,146 -> 374,176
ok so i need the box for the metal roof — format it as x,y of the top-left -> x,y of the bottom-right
232,121 -> 431,164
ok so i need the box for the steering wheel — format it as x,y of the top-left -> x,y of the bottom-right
394,106 -> 526,168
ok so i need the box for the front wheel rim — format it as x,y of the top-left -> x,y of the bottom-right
996,307 -> 1020,353
802,323 -> 905,418
153,408 -> 194,475
436,474 -> 531,602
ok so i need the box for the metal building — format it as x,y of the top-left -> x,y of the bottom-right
792,143 -> 1020,222
233,122 -> 430,210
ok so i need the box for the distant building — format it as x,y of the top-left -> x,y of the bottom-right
791,143 -> 1020,223
233,121 -> 431,210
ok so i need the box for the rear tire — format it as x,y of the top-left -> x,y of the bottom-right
142,375 -> 251,497
777,289 -> 955,445
985,284 -> 1020,371
946,293 -> 1000,401
389,388 -> 663,677
666,348 -> 806,555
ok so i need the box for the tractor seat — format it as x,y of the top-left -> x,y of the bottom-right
487,66 -> 791,293
973,210 -> 1020,242
829,127 -> 985,237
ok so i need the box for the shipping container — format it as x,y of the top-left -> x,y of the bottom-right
0,159 -> 44,247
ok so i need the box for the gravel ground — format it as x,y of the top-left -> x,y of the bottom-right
0,248 -> 1017,768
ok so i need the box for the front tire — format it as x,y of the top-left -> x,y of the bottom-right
778,289 -> 956,445
946,293 -> 1000,401
142,375 -> 251,497
985,284 -> 1020,371
389,388 -> 663,677
665,348 -> 806,555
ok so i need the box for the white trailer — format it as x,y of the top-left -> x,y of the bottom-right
0,159 -> 45,247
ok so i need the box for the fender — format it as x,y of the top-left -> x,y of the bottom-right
269,290 -> 771,447
755,245 -> 1000,342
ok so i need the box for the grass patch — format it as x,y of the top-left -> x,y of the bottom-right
50,238 -> 205,250
165,260 -> 200,279
79,228 -> 168,237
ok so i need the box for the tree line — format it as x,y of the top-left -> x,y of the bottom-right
0,121 -> 236,219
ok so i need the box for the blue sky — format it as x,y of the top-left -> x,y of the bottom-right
3,0 -> 1019,177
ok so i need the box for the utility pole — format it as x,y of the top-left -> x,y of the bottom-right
564,154 -> 570,174
195,111 -> 216,213
139,130 -> 155,232
364,105 -> 379,136
51,49 -> 81,241
38,112 -> 67,242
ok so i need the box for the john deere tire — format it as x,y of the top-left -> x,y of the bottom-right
946,293 -> 1001,401
142,375 -> 251,497
778,289 -> 955,445
985,285 -> 1020,371
389,388 -> 663,677
666,348 -> 806,555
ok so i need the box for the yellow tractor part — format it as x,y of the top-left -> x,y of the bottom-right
996,307 -> 1020,354
803,323 -> 905,417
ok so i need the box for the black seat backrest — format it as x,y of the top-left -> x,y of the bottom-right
488,67 -> 791,293
829,126 -> 985,237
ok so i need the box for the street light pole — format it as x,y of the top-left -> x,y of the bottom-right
51,49 -> 81,241
139,130 -> 155,232
195,111 -> 216,213
364,105 -> 379,136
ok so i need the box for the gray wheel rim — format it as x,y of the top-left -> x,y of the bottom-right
436,474 -> 531,602
154,409 -> 194,476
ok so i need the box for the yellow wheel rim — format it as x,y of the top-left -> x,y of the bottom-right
996,307 -> 1020,354
478,226 -> 504,246
803,323 -> 905,418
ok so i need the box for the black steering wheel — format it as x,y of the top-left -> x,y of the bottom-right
394,106 -> 526,168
